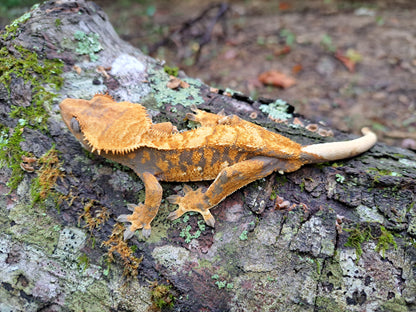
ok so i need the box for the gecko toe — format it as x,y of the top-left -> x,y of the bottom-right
190,104 -> 199,113
126,204 -> 136,211
183,185 -> 193,193
167,209 -> 183,220
166,194 -> 180,204
203,213 -> 215,228
123,228 -> 135,240
117,214 -> 129,222
186,112 -> 197,121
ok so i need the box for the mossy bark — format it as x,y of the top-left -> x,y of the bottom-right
1,1 -> 415,311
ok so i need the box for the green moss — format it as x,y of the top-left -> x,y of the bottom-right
299,180 -> 305,192
73,30 -> 103,62
335,173 -> 345,183
30,146 -> 64,207
367,167 -> 403,181
0,45 -> 63,128
344,224 -> 372,261
375,226 -> 397,258
0,121 -> 27,190
0,45 -> 63,190
280,28 -> 296,46
314,296 -> 344,312
77,253 -> 90,272
54,18 -> 62,28
1,5 -> 38,40
150,283 -> 175,309
275,175 -> 288,186
163,65 -> 179,77
313,162 -> 332,170
379,298 -> 408,312
345,224 -> 398,260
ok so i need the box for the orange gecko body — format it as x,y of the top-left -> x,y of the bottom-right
60,94 -> 377,239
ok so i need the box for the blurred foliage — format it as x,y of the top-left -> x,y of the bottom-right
0,0 -> 39,28
2,0 -> 39,9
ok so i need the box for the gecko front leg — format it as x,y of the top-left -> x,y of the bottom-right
167,156 -> 296,226
117,171 -> 162,240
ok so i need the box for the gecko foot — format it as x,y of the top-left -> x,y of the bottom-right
185,106 -> 223,127
117,203 -> 152,240
166,186 -> 216,227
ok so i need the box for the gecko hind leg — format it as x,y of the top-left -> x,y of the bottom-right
167,185 -> 215,227
167,156 -> 288,227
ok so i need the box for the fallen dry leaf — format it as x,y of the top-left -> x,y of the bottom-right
292,64 -> 303,75
279,2 -> 291,10
180,80 -> 190,89
21,155 -> 37,163
167,76 -> 181,89
274,195 -> 291,210
96,65 -> 111,79
258,70 -> 296,89
20,162 -> 35,172
73,65 -> 82,75
20,155 -> 37,173
335,50 -> 356,72
293,117 -> 304,126
274,45 -> 291,56
167,76 -> 189,89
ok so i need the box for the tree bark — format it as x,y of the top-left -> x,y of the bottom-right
1,1 -> 415,311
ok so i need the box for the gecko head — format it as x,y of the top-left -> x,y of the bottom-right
60,94 -> 114,135
59,98 -> 90,143
59,94 -> 153,154
59,94 -> 115,150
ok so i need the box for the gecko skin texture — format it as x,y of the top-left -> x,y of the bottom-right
60,94 -> 377,240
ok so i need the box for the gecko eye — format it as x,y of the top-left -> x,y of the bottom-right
70,117 -> 81,133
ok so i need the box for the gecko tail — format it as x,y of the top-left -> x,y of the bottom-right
300,127 -> 377,163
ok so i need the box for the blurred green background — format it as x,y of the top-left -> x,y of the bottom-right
0,0 -> 39,28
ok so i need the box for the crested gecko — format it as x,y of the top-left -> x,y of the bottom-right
60,94 -> 377,239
